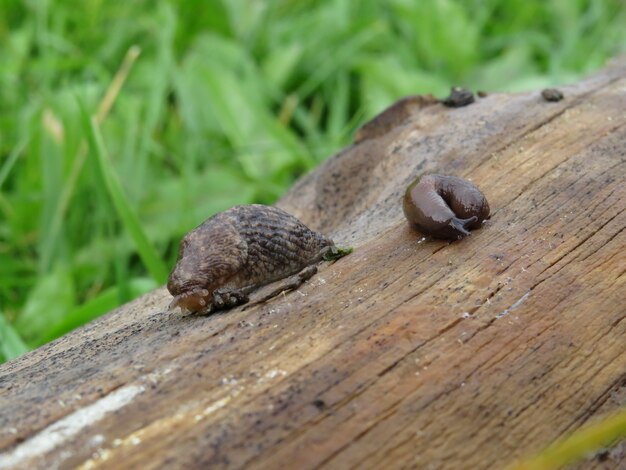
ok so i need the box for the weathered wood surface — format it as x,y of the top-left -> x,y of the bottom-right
1,57 -> 625,470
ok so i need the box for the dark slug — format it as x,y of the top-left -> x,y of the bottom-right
167,204 -> 335,314
441,87 -> 475,108
403,174 -> 490,240
541,88 -> 564,102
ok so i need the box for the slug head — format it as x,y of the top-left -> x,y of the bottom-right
167,254 -> 215,313
444,215 -> 479,240
168,287 -> 211,314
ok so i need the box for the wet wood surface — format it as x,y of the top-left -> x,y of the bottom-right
1,57 -> 625,470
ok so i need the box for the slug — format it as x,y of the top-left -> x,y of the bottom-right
167,204 -> 335,314
403,174 -> 490,240
541,88 -> 564,102
441,87 -> 475,108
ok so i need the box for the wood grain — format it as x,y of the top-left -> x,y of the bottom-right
1,57 -> 625,470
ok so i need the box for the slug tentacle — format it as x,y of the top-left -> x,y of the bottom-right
403,174 -> 490,241
449,216 -> 478,237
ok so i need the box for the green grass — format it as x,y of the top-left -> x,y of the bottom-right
506,407 -> 626,470
1,0 -> 626,360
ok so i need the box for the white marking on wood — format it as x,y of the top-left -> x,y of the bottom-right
0,385 -> 144,469
495,291 -> 531,319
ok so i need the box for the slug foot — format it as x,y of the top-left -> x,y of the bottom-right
243,265 -> 319,311
212,288 -> 250,311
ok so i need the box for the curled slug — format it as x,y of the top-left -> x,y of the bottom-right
167,204 -> 335,314
403,174 -> 490,240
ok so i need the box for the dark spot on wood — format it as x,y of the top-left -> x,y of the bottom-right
541,88 -> 564,102
313,398 -> 326,410
442,87 -> 475,107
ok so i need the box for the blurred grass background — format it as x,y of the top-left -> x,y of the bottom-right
1,0 -> 626,362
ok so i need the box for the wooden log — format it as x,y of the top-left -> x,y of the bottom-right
1,57 -> 625,470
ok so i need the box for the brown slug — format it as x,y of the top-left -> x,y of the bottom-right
403,174 -> 490,240
167,204 -> 335,314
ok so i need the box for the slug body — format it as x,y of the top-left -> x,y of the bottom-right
167,205 -> 334,313
403,174 -> 490,240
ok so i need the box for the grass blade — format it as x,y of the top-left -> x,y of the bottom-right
41,46 -> 141,273
506,407 -> 626,470
80,102 -> 169,284
0,136 -> 28,190
0,311 -> 29,361
13,263 -> 75,346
